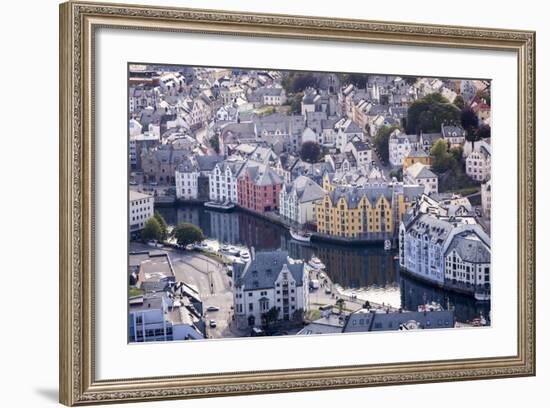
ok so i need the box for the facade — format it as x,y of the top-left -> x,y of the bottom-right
129,191 -> 154,233
208,159 -> 246,203
403,162 -> 438,195
444,231 -> 491,290
399,199 -> 490,289
402,147 -> 431,170
233,251 -> 309,329
344,140 -> 373,169
481,179 -> 491,218
175,158 -> 199,200
279,176 -> 325,226
441,124 -> 466,147
465,142 -> 491,181
315,183 -> 424,239
335,117 -> 364,151
237,162 -> 283,212
388,130 -> 418,166
343,309 -> 455,332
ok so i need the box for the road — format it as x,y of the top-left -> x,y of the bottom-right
130,242 -> 243,339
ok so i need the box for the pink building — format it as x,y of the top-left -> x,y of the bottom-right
237,163 -> 283,213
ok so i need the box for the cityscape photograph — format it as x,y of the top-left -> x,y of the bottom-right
127,64 -> 492,342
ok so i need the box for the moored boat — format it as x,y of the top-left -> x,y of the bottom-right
308,256 -> 325,270
290,228 -> 312,242
204,201 -> 235,211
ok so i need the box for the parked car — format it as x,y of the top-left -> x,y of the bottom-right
250,327 -> 265,337
207,306 -> 220,312
209,320 -> 217,328
325,287 -> 332,294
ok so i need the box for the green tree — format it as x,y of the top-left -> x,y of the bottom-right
476,124 -> 491,139
430,139 -> 454,173
172,223 -> 204,246
141,217 -> 163,242
282,72 -> 318,93
406,93 -> 461,134
289,92 -> 303,114
153,211 -> 168,241
209,135 -> 220,154
300,141 -> 321,163
461,107 -> 481,149
341,73 -> 369,88
335,298 -> 346,315
374,125 -> 400,163
262,306 -> 280,329
453,94 -> 465,110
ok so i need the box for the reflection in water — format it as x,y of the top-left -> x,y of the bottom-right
157,205 -> 491,323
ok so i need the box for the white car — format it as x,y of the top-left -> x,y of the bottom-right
209,320 -> 217,328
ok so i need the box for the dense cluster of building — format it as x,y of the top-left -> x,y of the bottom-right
128,66 -> 492,338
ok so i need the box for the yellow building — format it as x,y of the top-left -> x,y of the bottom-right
403,147 -> 431,171
315,183 -> 424,239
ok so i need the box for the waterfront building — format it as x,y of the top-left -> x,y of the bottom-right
279,176 -> 325,226
129,191 -> 154,233
175,157 -> 199,200
465,141 -> 491,182
237,162 -> 283,212
403,162 -> 438,195
444,231 -> 491,290
208,159 -> 246,203
315,182 -> 424,239
232,250 -> 309,329
399,197 -> 490,288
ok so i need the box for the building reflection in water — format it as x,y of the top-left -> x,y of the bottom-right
156,205 -> 490,323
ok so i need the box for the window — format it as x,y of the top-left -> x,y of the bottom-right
248,303 -> 253,312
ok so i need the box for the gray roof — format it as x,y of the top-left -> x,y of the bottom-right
441,124 -> 466,138
195,155 -> 223,172
344,309 -> 455,332
407,147 -> 429,158
243,162 -> 283,186
445,232 -> 491,263
234,251 -> 305,290
406,162 -> 436,179
284,176 -> 325,204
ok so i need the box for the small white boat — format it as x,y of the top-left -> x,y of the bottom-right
204,201 -> 236,211
418,302 -> 444,312
308,256 -> 325,270
384,239 -> 392,251
474,292 -> 491,301
290,229 -> 312,243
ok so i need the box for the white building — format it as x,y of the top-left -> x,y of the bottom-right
233,251 -> 309,329
388,130 -> 418,166
279,176 -> 325,225
129,293 -> 204,342
399,197 -> 490,290
175,158 -> 199,200
444,232 -> 491,290
441,124 -> 466,147
208,160 -> 246,203
261,87 -> 287,106
129,191 -> 154,233
335,118 -> 364,151
465,141 -> 491,182
344,140 -> 373,168
403,162 -> 438,195
481,179 -> 491,218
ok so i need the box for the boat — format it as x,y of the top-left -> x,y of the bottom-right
308,256 -> 325,270
289,229 -> 312,243
384,239 -> 392,250
474,291 -> 491,301
417,301 -> 444,312
204,201 -> 235,211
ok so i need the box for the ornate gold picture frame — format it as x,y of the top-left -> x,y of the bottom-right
59,1 -> 535,405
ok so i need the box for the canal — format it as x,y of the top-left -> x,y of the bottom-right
156,205 -> 491,324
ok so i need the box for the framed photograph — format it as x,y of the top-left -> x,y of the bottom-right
59,1 -> 536,405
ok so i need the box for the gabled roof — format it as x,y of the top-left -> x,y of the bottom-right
234,251 -> 305,290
